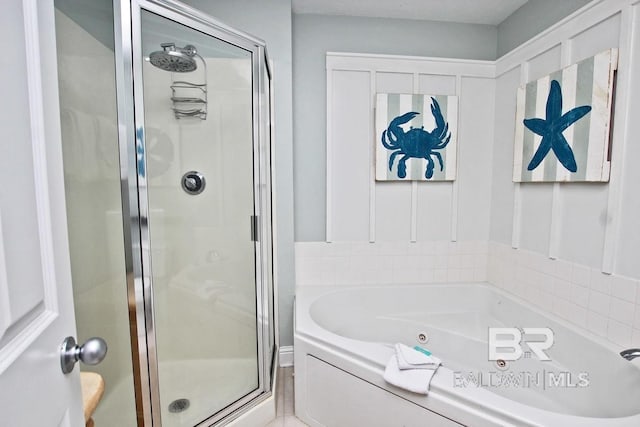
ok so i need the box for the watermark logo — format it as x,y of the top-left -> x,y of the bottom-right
453,370 -> 590,389
488,327 -> 554,361
453,327 -> 589,390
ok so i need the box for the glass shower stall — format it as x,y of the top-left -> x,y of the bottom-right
118,1 -> 276,425
56,0 -> 275,425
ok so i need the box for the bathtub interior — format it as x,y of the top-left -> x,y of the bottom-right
308,284 -> 640,419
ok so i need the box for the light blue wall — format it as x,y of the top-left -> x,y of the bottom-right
167,0 -> 296,347
292,14 -> 498,241
55,0 -> 114,49
497,0 -> 591,57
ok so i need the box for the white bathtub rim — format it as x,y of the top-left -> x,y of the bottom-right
294,282 -> 640,426
298,281 -> 632,356
294,332 -> 541,427
294,330 -> 628,427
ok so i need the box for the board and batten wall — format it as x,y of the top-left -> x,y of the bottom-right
297,0 -> 640,348
294,55 -> 496,288
326,54 -> 495,244
487,0 -> 640,347
292,14 -> 498,243
491,0 -> 638,277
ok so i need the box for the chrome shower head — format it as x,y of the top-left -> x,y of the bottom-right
148,43 -> 198,72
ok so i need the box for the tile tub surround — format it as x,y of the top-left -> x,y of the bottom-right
295,241 -> 489,286
295,240 -> 640,349
487,242 -> 640,349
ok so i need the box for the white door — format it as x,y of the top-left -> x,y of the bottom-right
0,0 -> 84,426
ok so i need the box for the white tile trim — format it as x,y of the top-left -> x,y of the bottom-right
487,241 -> 640,348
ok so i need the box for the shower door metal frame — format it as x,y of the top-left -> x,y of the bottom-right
113,0 -> 275,425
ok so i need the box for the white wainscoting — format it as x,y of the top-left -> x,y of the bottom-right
493,0 -> 639,277
326,54 -> 495,245
324,0 -> 640,281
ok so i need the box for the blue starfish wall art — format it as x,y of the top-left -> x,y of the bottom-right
524,80 -> 591,173
513,49 -> 618,182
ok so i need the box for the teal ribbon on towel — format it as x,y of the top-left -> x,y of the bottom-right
413,346 -> 432,356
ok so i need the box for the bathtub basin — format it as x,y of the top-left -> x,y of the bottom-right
294,283 -> 640,426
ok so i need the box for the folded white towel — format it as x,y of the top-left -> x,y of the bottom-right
383,355 -> 438,395
383,343 -> 440,394
395,343 -> 441,370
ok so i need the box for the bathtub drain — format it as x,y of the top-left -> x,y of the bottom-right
168,398 -> 190,413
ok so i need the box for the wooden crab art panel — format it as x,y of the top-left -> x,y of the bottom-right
513,48 -> 618,183
376,93 -> 458,181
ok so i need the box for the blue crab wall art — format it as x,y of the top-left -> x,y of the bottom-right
376,94 -> 458,181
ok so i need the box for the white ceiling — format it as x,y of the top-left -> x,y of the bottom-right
292,0 -> 529,25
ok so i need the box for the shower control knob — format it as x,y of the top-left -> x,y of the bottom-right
185,177 -> 197,190
181,171 -> 206,195
60,336 -> 108,374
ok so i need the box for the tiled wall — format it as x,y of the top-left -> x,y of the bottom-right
488,242 -> 640,349
295,240 -> 640,349
295,241 -> 488,286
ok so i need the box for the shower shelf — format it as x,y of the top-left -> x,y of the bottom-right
171,97 -> 206,103
171,80 -> 207,120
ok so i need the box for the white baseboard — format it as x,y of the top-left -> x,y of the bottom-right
279,345 -> 294,367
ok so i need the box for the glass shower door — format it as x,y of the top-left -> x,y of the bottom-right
131,5 -> 263,426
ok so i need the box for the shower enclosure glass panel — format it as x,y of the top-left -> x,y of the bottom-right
138,9 -> 259,427
53,1 -> 137,425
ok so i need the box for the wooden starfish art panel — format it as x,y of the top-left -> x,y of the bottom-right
513,49 -> 617,183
